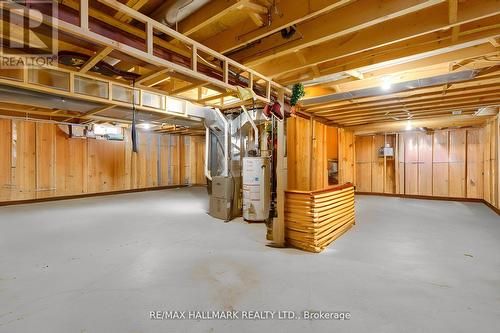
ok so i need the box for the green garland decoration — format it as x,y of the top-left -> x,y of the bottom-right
290,83 -> 305,106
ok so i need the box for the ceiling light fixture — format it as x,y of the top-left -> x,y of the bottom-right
381,76 -> 392,91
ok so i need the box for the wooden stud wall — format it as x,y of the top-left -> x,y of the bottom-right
353,121 -> 500,209
354,134 -> 396,194
0,119 -> 205,203
287,116 -> 338,191
338,128 -> 355,185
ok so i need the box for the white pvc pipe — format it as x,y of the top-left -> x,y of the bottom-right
214,108 -> 229,177
241,105 -> 259,152
204,126 -> 212,181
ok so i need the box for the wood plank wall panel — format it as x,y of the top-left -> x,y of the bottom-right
354,134 -> 396,193
287,116 -> 311,191
353,125 -> 499,206
338,128 -> 354,185
0,119 -> 203,203
35,123 -> 56,198
169,135 -> 181,185
417,133 -> 433,196
432,130 -> 449,197
482,117 -> 499,208
404,133 -> 419,195
354,135 -> 372,192
159,135 -> 169,186
467,128 -> 483,199
0,119 -> 12,201
397,134 -> 405,194
287,117 -> 340,191
385,135 -> 396,194
12,120 -> 36,200
449,130 -> 466,197
312,120 -> 328,190
188,136 -> 206,185
371,135 -> 385,193
55,128 -> 87,196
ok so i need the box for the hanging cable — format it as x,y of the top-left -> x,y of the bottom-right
131,79 -> 138,153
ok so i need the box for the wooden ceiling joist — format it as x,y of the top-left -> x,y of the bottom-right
202,0 -> 355,54
174,0 -> 252,37
251,0 -> 500,77
79,46 -> 114,73
234,0 -> 446,66
280,18 -> 500,85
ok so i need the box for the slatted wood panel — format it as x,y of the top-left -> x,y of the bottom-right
338,128 -> 355,185
355,127 -> 496,203
432,130 -> 449,197
372,135 -> 385,193
12,120 -> 36,200
312,120 -> 328,190
0,119 -> 12,201
417,133 -> 433,196
449,130 -> 466,197
404,133 -> 419,195
384,135 -> 396,194
354,135 -> 372,192
287,116 -> 311,191
55,128 -> 87,196
285,184 -> 355,253
0,119 -> 203,203
287,116 -> 338,191
354,134 -> 396,193
467,128 -> 483,199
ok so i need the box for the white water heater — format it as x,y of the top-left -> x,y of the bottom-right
242,157 -> 271,222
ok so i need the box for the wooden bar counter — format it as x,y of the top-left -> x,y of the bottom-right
284,183 -> 355,253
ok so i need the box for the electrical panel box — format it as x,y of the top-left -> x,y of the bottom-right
378,146 -> 394,157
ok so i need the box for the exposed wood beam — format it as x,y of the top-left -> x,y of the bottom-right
345,70 -> 364,80
114,0 -> 150,23
448,0 -> 461,42
307,79 -> 500,113
348,114 -> 490,133
175,0 -> 248,36
61,0 -> 192,57
63,105 -> 116,122
235,0 -> 446,66
170,83 -> 208,96
252,0 -> 500,77
305,72 -> 500,113
280,23 -> 500,85
490,37 -> 500,47
136,68 -> 171,85
319,91 -> 500,119
201,0 -> 355,53
247,12 -> 264,27
79,46 -> 114,73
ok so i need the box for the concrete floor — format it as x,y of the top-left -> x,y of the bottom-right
0,188 -> 499,333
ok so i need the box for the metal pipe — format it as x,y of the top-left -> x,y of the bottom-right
214,108 -> 229,177
241,105 -> 259,153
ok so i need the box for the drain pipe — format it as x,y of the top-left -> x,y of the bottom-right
204,126 -> 212,181
241,105 -> 259,154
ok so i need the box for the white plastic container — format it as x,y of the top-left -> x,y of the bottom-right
242,157 -> 270,221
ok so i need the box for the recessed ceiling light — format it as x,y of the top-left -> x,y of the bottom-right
381,76 -> 392,91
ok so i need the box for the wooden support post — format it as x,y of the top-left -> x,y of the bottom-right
191,45 -> 197,72
146,21 -> 153,54
80,46 -> 113,74
80,0 -> 88,30
223,60 -> 229,84
271,88 -> 286,247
